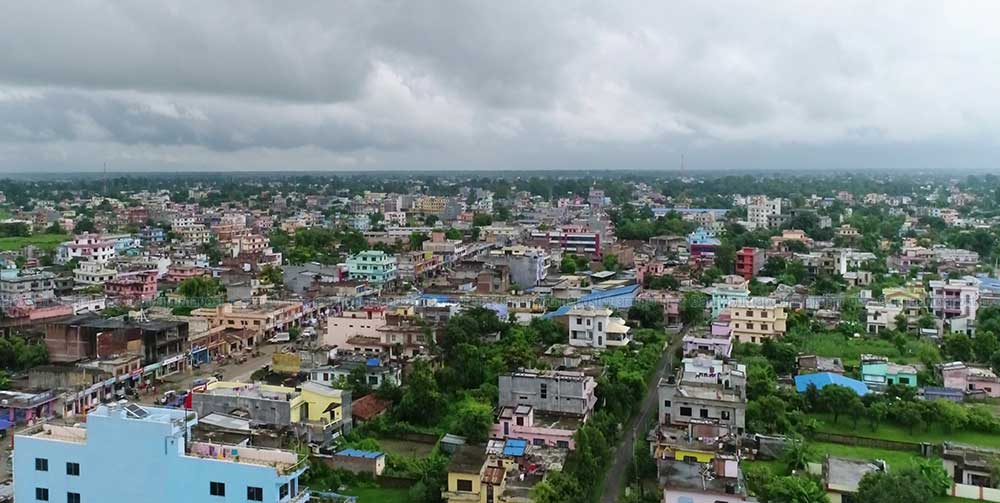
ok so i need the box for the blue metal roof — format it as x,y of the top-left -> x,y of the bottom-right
365,358 -> 381,367
794,372 -> 869,396
418,294 -> 452,302
336,449 -> 384,459
543,284 -> 639,319
503,439 -> 528,457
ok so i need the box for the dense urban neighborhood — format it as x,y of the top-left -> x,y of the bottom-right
2,172 -> 1000,503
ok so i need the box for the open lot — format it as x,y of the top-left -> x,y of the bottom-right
375,437 -> 436,458
0,234 -> 69,251
810,413 -> 1000,449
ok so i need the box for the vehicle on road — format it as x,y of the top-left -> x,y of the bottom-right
268,332 -> 291,343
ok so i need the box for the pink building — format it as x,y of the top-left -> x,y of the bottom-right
941,362 -> 1000,397
637,290 -> 682,327
105,271 -> 158,304
682,323 -> 733,358
491,405 -> 577,450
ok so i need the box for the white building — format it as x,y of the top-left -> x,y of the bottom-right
747,195 -> 781,230
566,307 -> 631,349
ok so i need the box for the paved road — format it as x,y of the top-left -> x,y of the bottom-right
136,343 -> 284,405
600,327 -> 685,503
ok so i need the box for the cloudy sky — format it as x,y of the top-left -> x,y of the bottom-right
2,1 -> 1000,173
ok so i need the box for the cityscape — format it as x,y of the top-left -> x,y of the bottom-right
0,172 -> 993,503
4,2 -> 1000,503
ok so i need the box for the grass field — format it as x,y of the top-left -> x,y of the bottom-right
339,487 -> 409,503
796,332 -> 924,366
810,413 -> 1000,449
0,233 -> 69,251
375,437 -> 436,458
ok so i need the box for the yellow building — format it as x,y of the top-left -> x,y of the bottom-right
444,446 -> 514,503
726,297 -> 788,344
191,299 -> 303,339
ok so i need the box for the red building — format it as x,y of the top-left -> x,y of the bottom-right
735,247 -> 764,280
105,271 -> 158,304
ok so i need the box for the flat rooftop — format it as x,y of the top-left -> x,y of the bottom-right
202,382 -> 300,401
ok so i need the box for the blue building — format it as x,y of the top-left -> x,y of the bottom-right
14,402 -> 309,503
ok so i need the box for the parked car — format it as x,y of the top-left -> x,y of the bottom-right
268,332 -> 291,343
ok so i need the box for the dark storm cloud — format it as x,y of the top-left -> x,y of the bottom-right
0,1 -> 999,171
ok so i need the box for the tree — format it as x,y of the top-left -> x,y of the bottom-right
766,476 -> 829,503
177,276 -> 222,300
680,292 -> 708,326
818,385 -> 861,424
396,361 -> 446,426
857,462 -> 948,503
409,232 -> 429,250
894,401 -> 925,434
628,302 -> 663,329
472,213 -> 492,227
867,400 -> 890,431
943,333 -> 974,362
259,265 -> 283,286
602,254 -> 619,272
423,214 -> 439,226
559,256 -> 577,274
452,399 -> 493,442
975,331 -> 999,363
931,399 -> 968,433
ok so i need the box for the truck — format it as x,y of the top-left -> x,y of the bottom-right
268,332 -> 291,343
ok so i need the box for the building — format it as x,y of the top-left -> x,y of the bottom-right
309,359 -> 401,389
498,369 -> 597,419
747,195 -> 781,230
860,354 -> 918,388
528,227 -> 602,260
659,456 -> 748,503
816,457 -> 885,503
0,268 -> 56,306
491,404 -> 577,450
709,278 -> 750,318
725,297 -> 788,344
327,449 -> 386,477
487,246 -> 550,289
346,250 -> 398,288
657,357 -> 747,435
191,300 -> 303,340
565,307 -> 631,349
190,381 -> 351,441
930,278 -> 979,321
58,233 -> 116,264
104,271 -> 158,304
940,362 -> 1000,398
13,402 -> 310,503
443,445 -> 509,503
734,247 -> 764,280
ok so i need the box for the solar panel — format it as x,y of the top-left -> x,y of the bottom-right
125,403 -> 150,419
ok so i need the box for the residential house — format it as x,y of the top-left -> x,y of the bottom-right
940,362 -> 1000,398
566,307 -> 631,349
725,297 -> 788,344
497,369 -> 597,419
860,354 -> 918,388
346,250 -> 398,288
13,402 -> 309,503
735,247 -> 764,280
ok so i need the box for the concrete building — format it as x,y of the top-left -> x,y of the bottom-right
491,404 -> 577,450
930,278 -> 979,321
566,307 -> 631,349
659,456 -> 748,503
346,250 -> 397,288
747,195 -> 781,230
57,233 -> 116,265
14,402 -> 309,503
709,277 -> 750,318
860,354 -> 918,388
940,362 -> 1000,398
487,246 -> 550,289
498,369 -> 597,419
0,268 -> 56,306
734,247 -> 763,280
725,297 -> 788,344
191,300 -> 303,340
657,357 -> 747,435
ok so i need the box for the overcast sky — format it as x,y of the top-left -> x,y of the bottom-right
2,1 -> 1000,173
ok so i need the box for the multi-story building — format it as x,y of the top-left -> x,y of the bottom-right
0,268 -> 56,306
734,247 -> 763,280
725,297 -> 788,344
747,195 -> 781,230
13,402 -> 310,503
528,226 -> 602,260
940,362 -> 1000,398
709,277 -> 750,318
930,278 -> 979,321
191,300 -> 303,341
104,271 -> 158,304
73,260 -> 117,286
486,246 -> 550,289
58,233 -> 116,264
346,250 -> 397,288
498,369 -> 597,419
565,307 -> 631,349
396,251 -> 444,282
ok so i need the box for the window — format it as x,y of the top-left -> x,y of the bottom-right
67,493 -> 80,503
66,462 -> 80,476
36,458 -> 48,471
210,482 -> 225,497
700,409 -> 709,418
279,484 -> 289,499
721,411 -> 730,420
247,487 -> 263,501
663,400 -> 671,408
557,440 -> 570,448
540,383 -> 548,399
36,488 -> 49,501
679,407 -> 692,417
457,479 -> 473,492
597,322 -> 603,332
516,416 -> 524,426
586,318 -> 591,326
